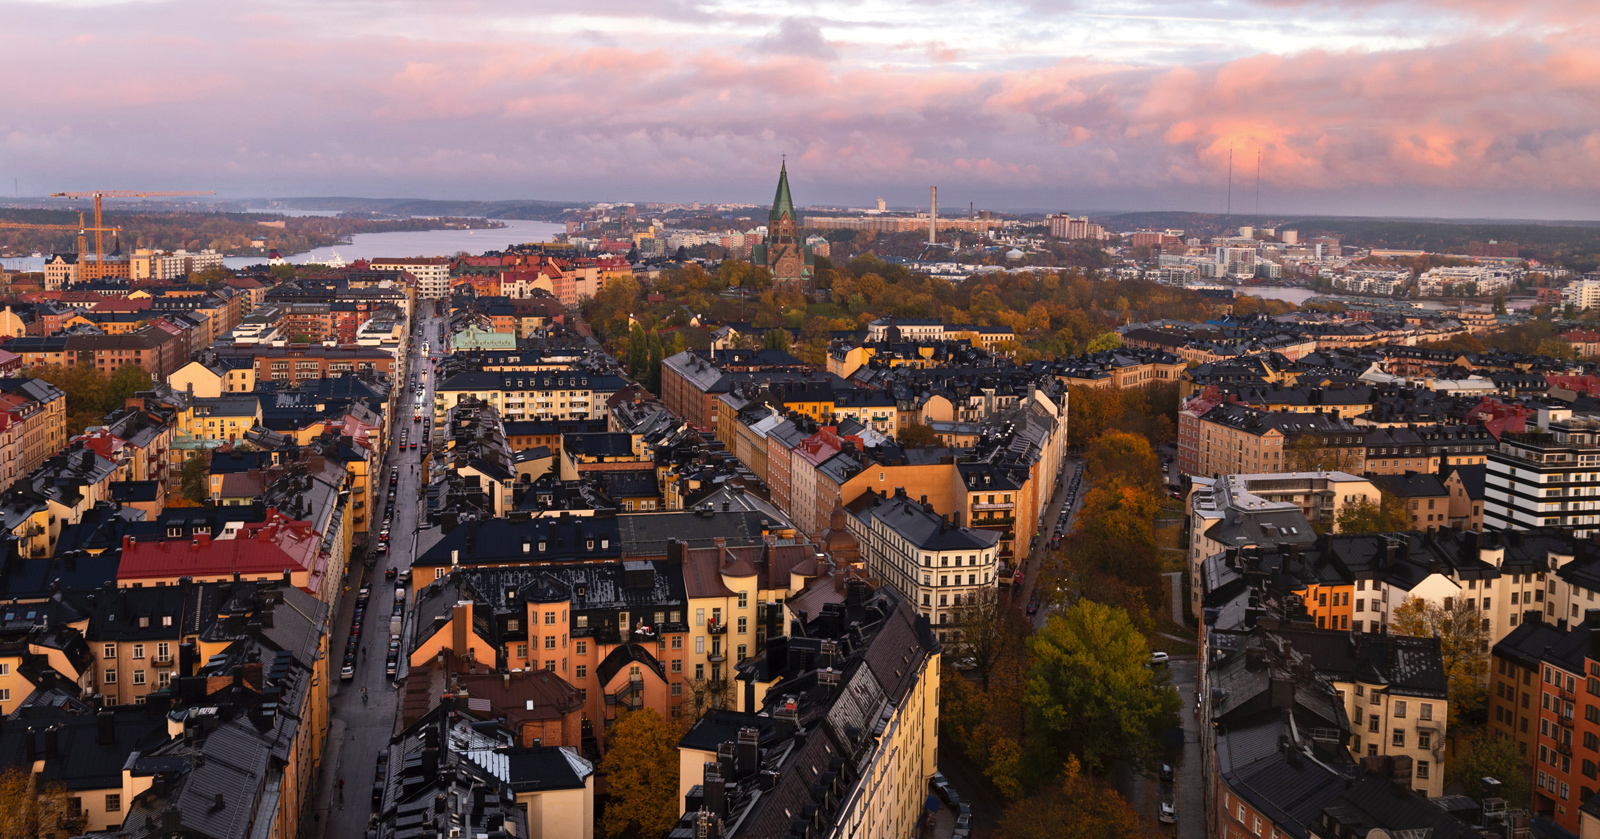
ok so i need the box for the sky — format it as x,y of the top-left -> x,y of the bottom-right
2,0 -> 1598,218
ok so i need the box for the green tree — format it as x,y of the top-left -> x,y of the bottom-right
1391,597 -> 1487,727
1335,492 -> 1410,534
761,328 -> 792,352
1084,331 -> 1123,353
1025,600 -> 1180,773
896,421 -> 940,449
179,453 -> 211,505
628,324 -> 649,382
1448,733 -> 1530,808
646,330 -> 664,394
1492,294 -> 1507,315
600,709 -> 680,839
993,756 -> 1148,839
106,364 -> 152,409
1536,338 -> 1577,360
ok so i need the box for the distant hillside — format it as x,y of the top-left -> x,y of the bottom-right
250,197 -> 575,222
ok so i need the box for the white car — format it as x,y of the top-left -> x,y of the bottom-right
1150,651 -> 1170,666
1158,802 -> 1177,824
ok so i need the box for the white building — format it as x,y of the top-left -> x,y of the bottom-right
1485,417 -> 1600,535
847,489 -> 1000,636
1416,265 -> 1521,297
371,257 -> 451,298
1561,280 -> 1600,311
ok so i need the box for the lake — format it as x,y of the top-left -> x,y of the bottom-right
0,219 -> 563,273
222,219 -> 565,268
1242,285 -> 1536,312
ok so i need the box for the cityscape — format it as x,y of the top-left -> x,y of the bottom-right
2,2 -> 1600,839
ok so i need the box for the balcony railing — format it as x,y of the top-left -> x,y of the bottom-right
707,620 -> 727,635
707,650 -> 726,663
605,678 -> 644,710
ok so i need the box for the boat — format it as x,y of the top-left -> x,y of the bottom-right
323,249 -> 348,268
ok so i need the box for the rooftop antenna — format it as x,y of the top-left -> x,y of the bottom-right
1226,147 -> 1233,216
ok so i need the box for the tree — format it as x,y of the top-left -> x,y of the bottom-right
600,709 -> 680,839
180,453 -> 211,505
1334,492 -> 1410,533
947,588 -> 1030,691
1284,434 -> 1362,473
1492,294 -> 1507,315
1449,733 -> 1530,808
761,328 -> 792,352
993,755 -> 1148,839
1536,338 -> 1577,360
1083,430 -> 1161,488
1084,331 -> 1123,353
1391,596 -> 1488,727
0,767 -> 84,839
627,324 -> 649,381
106,364 -> 152,408
896,421 -> 940,449
1025,600 -> 1180,773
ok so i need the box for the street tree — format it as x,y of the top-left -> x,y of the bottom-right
992,755 -> 1148,839
0,766 -> 83,839
1024,599 -> 1180,773
600,709 -> 680,839
1334,491 -> 1410,533
1391,596 -> 1488,727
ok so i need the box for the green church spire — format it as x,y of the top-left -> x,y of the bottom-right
770,160 -> 796,222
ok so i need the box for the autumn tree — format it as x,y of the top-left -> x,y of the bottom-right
1449,733 -> 1530,808
1083,430 -> 1161,488
946,587 -> 1031,691
1334,491 -> 1411,534
1284,434 -> 1363,473
1084,331 -> 1123,353
600,709 -> 680,839
0,767 -> 83,839
993,756 -> 1149,839
896,421 -> 940,449
1025,599 -> 1181,773
1391,596 -> 1488,727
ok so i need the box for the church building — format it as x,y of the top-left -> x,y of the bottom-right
750,161 -> 814,287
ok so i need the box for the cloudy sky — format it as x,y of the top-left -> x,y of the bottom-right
2,0 -> 1597,217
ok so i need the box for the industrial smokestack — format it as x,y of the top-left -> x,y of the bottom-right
929,186 -> 938,245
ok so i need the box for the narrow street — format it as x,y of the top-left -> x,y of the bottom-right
311,307 -> 443,839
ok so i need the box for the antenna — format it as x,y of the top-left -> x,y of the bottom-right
1226,147 -> 1233,216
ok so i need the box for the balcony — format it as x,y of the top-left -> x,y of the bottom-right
706,620 -> 727,635
708,650 -> 726,663
970,501 -> 1015,512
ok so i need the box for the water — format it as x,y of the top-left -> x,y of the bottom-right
222,219 -> 565,268
0,219 -> 563,272
1239,285 -> 1536,312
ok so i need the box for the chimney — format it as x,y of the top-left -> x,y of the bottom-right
43,726 -> 59,759
97,710 -> 116,746
703,761 -> 727,818
737,727 -> 759,778
453,601 -> 471,657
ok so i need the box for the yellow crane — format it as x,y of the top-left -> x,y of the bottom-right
50,189 -> 214,279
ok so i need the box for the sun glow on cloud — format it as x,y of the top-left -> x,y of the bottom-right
1,0 -> 1599,216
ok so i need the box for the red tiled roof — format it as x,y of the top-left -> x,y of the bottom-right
117,510 -> 323,592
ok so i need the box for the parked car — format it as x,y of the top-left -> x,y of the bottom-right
1026,601 -> 1040,616
1160,763 -> 1175,782
1150,651 -> 1171,666
953,813 -> 971,838
930,773 -> 959,807
340,659 -> 355,680
1159,801 -> 1177,824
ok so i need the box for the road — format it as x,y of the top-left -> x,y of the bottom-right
311,304 -> 443,839
1011,456 -> 1086,629
1120,656 -> 1203,839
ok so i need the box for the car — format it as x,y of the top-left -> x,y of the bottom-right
930,773 -> 959,807
953,657 -> 978,671
1158,801 -> 1177,824
953,813 -> 971,838
341,661 -> 355,680
385,567 -> 397,581
398,569 -> 411,585
1027,601 -> 1039,616
1150,651 -> 1171,666
359,584 -> 371,598
1159,763 -> 1175,782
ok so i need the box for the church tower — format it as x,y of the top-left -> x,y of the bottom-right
754,161 -> 812,287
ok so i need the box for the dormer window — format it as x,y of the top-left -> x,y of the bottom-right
139,617 -> 150,628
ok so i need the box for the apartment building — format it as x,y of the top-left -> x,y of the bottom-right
1486,419 -> 1600,535
669,585 -> 939,839
370,256 -> 448,298
0,377 -> 67,476
211,345 -> 395,387
433,370 -> 626,425
1210,623 -> 1449,796
848,490 -> 1000,635
1178,394 -> 1367,478
1186,471 -> 1378,617
1490,612 -> 1567,760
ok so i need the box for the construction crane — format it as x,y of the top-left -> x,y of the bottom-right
0,213 -> 122,269
50,189 -> 214,279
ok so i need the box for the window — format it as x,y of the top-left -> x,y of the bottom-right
1419,703 -> 1432,720
1418,731 -> 1432,749
695,637 -> 705,654
132,644 -> 145,660
575,641 -> 587,655
1369,717 -> 1379,733
157,642 -> 169,661
506,619 -> 520,631
671,683 -> 682,696
576,665 -> 587,679
738,592 -> 748,608
695,663 -> 704,680
1393,729 -> 1405,748
545,612 -> 556,625
737,644 -> 747,661
545,661 -> 555,671
671,636 -> 682,650
102,644 -> 115,659
132,670 -> 146,686
105,794 -> 120,813
1417,760 -> 1430,780
696,609 -> 705,626
544,637 -> 557,650
737,617 -> 748,634
671,660 -> 682,673
1395,700 -> 1407,718
104,669 -> 116,684
516,644 -> 528,658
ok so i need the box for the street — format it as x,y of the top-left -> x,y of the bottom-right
310,306 -> 443,839
1120,656 -> 1203,839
